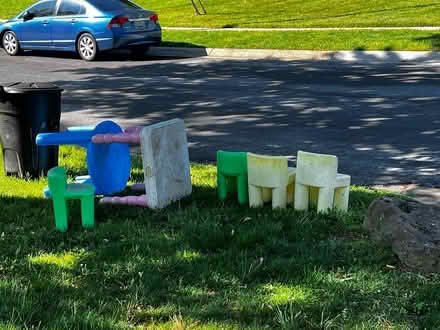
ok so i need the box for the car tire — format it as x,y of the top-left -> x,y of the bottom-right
2,31 -> 20,56
77,33 -> 98,61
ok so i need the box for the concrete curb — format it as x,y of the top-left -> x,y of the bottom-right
148,47 -> 440,64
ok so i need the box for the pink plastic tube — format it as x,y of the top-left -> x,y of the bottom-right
99,195 -> 148,207
92,126 -> 142,144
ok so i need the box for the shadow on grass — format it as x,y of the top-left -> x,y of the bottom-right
222,24 -> 239,28
159,40 -> 206,48
413,33 -> 440,51
2,177 -> 438,329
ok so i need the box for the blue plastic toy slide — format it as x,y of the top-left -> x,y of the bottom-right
36,120 -> 131,196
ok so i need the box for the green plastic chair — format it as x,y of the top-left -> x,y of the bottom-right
216,150 -> 248,205
47,166 -> 95,232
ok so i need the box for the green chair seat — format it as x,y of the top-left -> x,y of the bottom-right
65,183 -> 95,198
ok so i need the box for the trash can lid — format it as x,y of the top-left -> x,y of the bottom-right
3,82 -> 63,94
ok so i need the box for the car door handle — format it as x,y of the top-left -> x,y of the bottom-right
71,19 -> 77,23
42,20 -> 49,24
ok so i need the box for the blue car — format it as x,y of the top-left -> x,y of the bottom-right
0,0 -> 162,61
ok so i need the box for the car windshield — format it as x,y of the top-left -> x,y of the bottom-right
88,0 -> 141,11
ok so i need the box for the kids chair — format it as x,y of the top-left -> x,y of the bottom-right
294,151 -> 350,213
216,150 -> 248,205
247,152 -> 296,209
47,166 -> 95,232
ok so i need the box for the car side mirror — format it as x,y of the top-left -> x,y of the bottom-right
23,11 -> 35,21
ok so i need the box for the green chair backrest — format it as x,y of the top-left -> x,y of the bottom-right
48,166 -> 67,196
217,150 -> 248,175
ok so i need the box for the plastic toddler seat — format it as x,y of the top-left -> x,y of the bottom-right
47,166 -> 95,232
294,150 -> 350,213
36,120 -> 130,196
247,152 -> 296,209
217,150 -> 249,205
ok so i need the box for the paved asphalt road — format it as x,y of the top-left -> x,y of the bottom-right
1,50 -> 439,187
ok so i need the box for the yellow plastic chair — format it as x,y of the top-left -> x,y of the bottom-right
247,152 -> 296,209
47,166 -> 95,232
294,151 -> 350,213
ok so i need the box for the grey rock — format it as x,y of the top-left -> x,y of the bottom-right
364,197 -> 440,273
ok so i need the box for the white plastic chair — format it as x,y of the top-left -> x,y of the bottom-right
294,151 -> 350,213
247,152 -> 296,209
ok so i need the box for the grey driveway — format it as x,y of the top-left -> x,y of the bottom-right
1,50 -> 439,187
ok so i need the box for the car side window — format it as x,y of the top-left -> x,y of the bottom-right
57,0 -> 86,16
29,0 -> 57,18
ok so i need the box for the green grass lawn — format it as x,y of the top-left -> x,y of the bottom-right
1,146 -> 439,329
163,29 -> 440,51
2,0 -> 439,28
1,1 -> 440,51
147,0 -> 440,29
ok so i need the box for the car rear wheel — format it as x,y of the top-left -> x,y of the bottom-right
2,31 -> 20,56
77,33 -> 98,61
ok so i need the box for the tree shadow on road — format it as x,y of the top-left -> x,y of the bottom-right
17,54 -> 440,188
20,40 -> 204,62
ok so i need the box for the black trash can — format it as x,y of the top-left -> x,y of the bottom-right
0,82 -> 63,178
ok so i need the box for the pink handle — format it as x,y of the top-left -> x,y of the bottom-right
99,195 -> 148,207
92,126 -> 142,144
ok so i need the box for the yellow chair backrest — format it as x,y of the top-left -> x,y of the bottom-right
247,152 -> 289,188
296,151 -> 337,187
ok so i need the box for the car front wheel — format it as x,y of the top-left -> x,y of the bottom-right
2,31 -> 20,56
77,33 -> 98,61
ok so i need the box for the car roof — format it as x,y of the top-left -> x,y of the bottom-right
16,0 -> 99,18
85,0 -> 142,11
